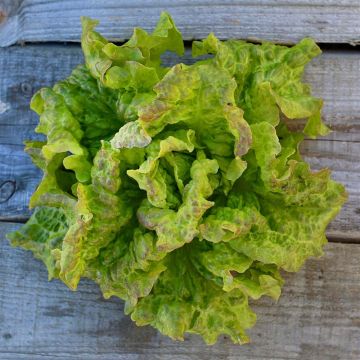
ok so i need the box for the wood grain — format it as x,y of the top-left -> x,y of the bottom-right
1,0 -> 360,47
0,45 -> 83,222
0,221 -> 359,359
0,45 -> 359,238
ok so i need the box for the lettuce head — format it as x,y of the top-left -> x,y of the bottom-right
7,12 -> 347,344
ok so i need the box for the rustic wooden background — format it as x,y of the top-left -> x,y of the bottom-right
0,1 -> 359,359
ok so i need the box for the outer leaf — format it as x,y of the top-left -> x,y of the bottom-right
7,207 -> 68,279
81,12 -> 183,84
229,180 -> 347,271
194,34 -> 328,137
304,110 -> 331,138
130,245 -> 257,344
31,84 -> 91,183
87,227 -> 167,306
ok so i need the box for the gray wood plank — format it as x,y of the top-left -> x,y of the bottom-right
0,45 -> 83,222
1,0 -> 360,47
1,221 -> 359,359
0,45 -> 359,238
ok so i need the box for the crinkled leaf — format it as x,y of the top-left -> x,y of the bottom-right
57,142 -> 133,289
87,227 -> 167,306
200,206 -> 266,243
127,129 -> 196,207
138,63 -> 252,159
194,35 -> 328,136
137,157 -> 219,252
81,11 -> 183,84
130,245 -> 257,344
111,121 -> 152,149
7,207 -> 68,279
229,180 -> 347,271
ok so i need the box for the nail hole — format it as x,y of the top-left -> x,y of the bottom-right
2,333 -> 12,340
21,82 -> 33,95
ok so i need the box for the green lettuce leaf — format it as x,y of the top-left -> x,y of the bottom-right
86,226 -> 167,307
8,207 -> 68,279
193,34 -> 330,137
81,11 -> 183,84
130,244 -> 257,344
228,180 -> 347,272
138,62 -> 252,159
137,156 -> 219,252
127,129 -> 196,207
57,142 -> 134,289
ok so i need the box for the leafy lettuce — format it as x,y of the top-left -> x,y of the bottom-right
7,13 -> 347,344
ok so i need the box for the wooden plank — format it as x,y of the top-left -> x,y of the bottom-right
0,221 -> 359,359
0,45 -> 359,237
1,0 -> 360,47
0,45 -> 83,222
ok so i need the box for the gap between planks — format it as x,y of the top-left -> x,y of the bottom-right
1,0 -> 360,46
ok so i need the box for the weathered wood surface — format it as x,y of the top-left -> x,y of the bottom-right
0,45 -> 359,238
1,0 -> 360,47
0,222 -> 359,359
0,45 -> 82,222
